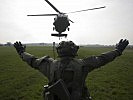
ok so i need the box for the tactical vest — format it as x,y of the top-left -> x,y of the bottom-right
49,57 -> 90,100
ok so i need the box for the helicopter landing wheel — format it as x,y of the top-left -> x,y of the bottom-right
53,27 -> 55,31
68,27 -> 70,31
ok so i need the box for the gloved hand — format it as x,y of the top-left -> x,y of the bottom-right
116,39 -> 129,55
14,41 -> 26,55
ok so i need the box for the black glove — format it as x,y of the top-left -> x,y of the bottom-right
14,41 -> 26,55
116,39 -> 129,55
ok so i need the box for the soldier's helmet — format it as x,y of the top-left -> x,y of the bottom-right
56,41 -> 79,57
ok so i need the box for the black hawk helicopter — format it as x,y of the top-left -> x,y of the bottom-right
27,0 -> 105,38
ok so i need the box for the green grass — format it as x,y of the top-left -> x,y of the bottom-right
0,46 -> 133,100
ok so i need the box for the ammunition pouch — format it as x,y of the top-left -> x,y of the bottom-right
43,79 -> 71,100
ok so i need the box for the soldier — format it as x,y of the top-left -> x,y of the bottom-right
14,39 -> 129,100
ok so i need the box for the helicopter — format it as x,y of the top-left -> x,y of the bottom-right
27,0 -> 105,38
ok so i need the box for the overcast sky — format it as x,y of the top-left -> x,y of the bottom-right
0,0 -> 133,45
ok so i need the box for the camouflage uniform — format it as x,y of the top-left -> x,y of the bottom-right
20,47 -> 120,100
14,39 -> 129,100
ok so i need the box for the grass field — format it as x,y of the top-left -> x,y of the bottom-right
0,46 -> 133,100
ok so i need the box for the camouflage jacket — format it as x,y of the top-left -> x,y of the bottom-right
20,49 -> 120,99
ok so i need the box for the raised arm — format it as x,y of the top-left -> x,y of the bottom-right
14,41 -> 52,78
83,39 -> 129,72
14,41 -> 38,68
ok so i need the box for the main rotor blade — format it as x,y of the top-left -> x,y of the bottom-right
66,6 -> 106,14
27,14 -> 58,16
45,0 -> 61,14
69,19 -> 74,23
